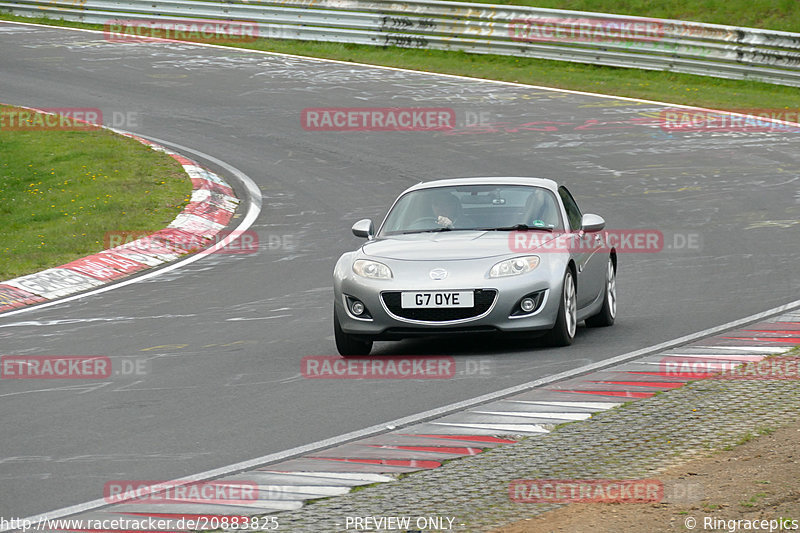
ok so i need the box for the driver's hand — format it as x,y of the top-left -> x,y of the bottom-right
437,215 -> 453,227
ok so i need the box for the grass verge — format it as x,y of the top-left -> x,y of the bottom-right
453,0 -> 800,33
0,105 -> 192,280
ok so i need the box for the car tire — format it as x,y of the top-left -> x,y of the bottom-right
585,257 -> 616,328
543,269 -> 577,347
334,308 -> 373,356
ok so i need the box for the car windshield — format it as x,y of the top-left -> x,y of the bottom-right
379,184 -> 563,236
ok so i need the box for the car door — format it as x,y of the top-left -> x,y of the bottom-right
558,186 -> 605,308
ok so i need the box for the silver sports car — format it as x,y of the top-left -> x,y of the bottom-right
333,177 -> 616,355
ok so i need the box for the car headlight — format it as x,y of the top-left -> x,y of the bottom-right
353,259 -> 393,280
489,256 -> 540,278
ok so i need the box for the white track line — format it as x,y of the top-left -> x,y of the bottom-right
258,472 -> 395,483
471,411 -> 593,420
690,346 -> 793,352
431,422 -> 551,434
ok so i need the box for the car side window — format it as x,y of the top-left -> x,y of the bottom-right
558,186 -> 583,231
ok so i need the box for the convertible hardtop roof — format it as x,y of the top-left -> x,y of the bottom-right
406,177 -> 559,194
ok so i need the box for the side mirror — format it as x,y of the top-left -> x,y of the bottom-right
352,219 -> 374,239
581,213 -> 606,232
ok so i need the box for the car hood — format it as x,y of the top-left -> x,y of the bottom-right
362,231 -> 559,260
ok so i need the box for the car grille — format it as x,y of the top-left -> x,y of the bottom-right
381,289 -> 497,322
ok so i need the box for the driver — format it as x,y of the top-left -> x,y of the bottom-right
431,192 -> 461,228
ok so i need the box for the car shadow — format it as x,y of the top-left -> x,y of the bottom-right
367,327 -> 589,357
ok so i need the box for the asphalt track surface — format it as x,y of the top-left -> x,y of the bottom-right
1,21 -> 799,520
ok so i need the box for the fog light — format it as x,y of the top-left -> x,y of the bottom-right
351,300 -> 365,316
520,298 -> 535,313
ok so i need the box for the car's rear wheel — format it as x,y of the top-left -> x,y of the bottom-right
334,308 -> 373,356
543,269 -> 577,346
585,257 -> 616,328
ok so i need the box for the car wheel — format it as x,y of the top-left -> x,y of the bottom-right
585,257 -> 616,328
334,308 -> 373,356
543,269 -> 577,346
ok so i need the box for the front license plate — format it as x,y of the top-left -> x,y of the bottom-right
401,291 -> 474,309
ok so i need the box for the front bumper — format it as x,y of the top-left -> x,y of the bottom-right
334,258 -> 566,340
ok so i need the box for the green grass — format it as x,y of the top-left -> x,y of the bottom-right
740,491 -> 769,508
722,425 -> 774,450
2,12 -> 799,113
0,105 -> 192,280
452,0 -> 800,33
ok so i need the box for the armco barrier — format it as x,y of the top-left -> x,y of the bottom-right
1,0 -> 799,86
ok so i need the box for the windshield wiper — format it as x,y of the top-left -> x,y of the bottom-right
399,227 -> 454,234
479,224 -> 554,232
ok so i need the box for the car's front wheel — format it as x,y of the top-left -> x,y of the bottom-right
334,308 -> 373,356
585,256 -> 616,328
542,269 -> 577,346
